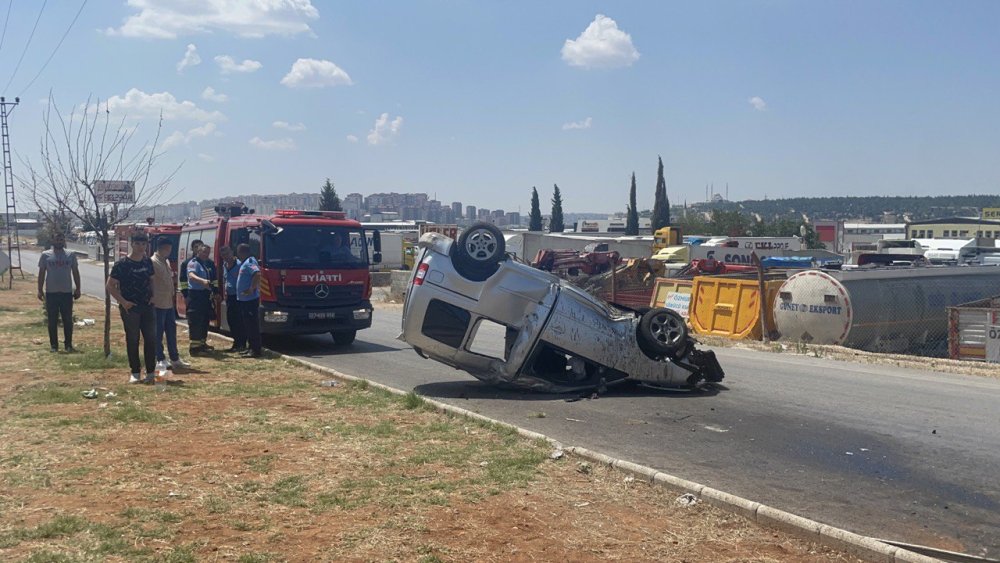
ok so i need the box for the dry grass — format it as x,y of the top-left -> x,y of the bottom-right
0,279 -> 859,562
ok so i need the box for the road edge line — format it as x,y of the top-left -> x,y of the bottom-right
243,339 -> 941,563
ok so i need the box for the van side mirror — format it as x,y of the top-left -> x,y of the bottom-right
261,219 -> 282,235
371,230 -> 382,264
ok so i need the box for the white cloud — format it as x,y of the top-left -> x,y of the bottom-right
346,134 -> 358,143
562,117 -> 593,130
215,55 -> 262,74
749,96 -> 767,111
249,136 -> 296,151
106,0 -> 319,39
366,113 -> 403,146
102,88 -> 226,122
197,153 -> 216,162
273,120 -> 305,131
176,43 -> 201,73
162,122 -> 219,149
201,87 -> 228,103
562,14 -> 640,69
280,58 -> 353,88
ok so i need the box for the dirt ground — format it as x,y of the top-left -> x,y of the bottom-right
0,280 -> 861,562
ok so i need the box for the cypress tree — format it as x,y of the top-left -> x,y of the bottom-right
319,178 -> 342,211
651,156 -> 670,230
625,172 -> 639,235
549,184 -> 565,233
528,187 -> 543,231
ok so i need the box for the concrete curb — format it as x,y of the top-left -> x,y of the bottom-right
198,330 -> 942,563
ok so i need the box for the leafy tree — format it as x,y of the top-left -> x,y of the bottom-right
625,173 -> 639,235
651,156 -> 670,230
549,184 -> 565,233
528,187 -> 543,231
319,178 -> 342,211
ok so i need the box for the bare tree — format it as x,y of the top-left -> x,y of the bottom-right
20,94 -> 177,357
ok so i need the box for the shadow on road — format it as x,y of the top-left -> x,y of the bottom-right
265,338 -> 405,357
414,379 -> 723,402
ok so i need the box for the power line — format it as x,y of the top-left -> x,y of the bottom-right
18,0 -> 87,97
0,0 -> 13,55
3,0 -> 47,95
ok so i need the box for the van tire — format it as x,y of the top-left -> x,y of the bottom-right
332,330 -> 357,345
637,308 -> 687,358
453,222 -> 505,281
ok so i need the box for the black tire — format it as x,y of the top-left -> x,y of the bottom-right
332,330 -> 357,345
637,308 -> 688,358
453,222 -> 506,281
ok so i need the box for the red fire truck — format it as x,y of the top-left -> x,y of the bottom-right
177,204 -> 382,345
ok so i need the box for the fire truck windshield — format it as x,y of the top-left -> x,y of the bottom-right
263,226 -> 369,269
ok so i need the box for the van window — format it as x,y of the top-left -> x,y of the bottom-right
422,299 -> 470,349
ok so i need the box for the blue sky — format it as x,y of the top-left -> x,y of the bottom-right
3,1 -> 999,213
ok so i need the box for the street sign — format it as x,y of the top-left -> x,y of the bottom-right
419,224 -> 459,240
94,180 -> 135,204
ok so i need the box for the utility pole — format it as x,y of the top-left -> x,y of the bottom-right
1,96 -> 21,288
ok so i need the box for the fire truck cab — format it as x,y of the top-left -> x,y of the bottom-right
178,204 -> 381,345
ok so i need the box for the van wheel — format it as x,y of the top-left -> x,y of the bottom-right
638,308 -> 688,358
453,222 -> 506,281
332,330 -> 357,345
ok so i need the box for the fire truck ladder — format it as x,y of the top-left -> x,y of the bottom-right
1,96 -> 22,288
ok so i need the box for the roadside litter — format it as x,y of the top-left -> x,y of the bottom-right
550,448 -> 564,460
81,389 -> 98,399
319,380 -> 340,387
74,318 -> 96,327
675,493 -> 700,507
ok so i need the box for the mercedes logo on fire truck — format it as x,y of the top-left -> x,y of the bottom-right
314,284 -> 330,299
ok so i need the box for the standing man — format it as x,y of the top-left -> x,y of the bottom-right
220,245 -> 246,353
178,239 -> 202,300
186,243 -> 216,356
37,232 -> 81,352
106,232 -> 156,383
236,243 -> 262,358
151,237 -> 190,370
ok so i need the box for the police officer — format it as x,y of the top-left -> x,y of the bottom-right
185,243 -> 217,356
220,245 -> 246,353
178,239 -> 203,299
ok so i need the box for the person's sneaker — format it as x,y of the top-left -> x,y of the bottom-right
128,373 -> 142,384
241,350 -> 263,359
144,373 -> 156,384
49,346 -> 58,353
171,358 -> 192,369
65,345 -> 76,353
225,346 -> 245,353
190,347 -> 208,357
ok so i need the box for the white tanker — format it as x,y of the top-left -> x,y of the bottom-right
773,266 -> 1000,354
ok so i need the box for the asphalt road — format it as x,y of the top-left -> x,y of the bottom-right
21,250 -> 1000,557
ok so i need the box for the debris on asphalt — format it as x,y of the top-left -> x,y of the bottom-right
81,388 -> 98,399
565,417 -> 584,423
675,493 -> 700,507
528,412 -> 546,419
845,451 -> 854,456
549,448 -> 564,460
319,380 -> 340,387
576,462 -> 592,475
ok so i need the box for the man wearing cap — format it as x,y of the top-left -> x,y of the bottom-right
106,232 -> 157,383
37,231 -> 81,352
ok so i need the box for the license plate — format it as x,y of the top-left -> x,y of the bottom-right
309,312 -> 335,319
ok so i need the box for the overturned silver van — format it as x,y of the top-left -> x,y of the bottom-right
399,223 -> 724,392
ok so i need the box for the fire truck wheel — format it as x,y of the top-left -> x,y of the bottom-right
332,330 -> 357,345
453,222 -> 505,281
637,308 -> 688,358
